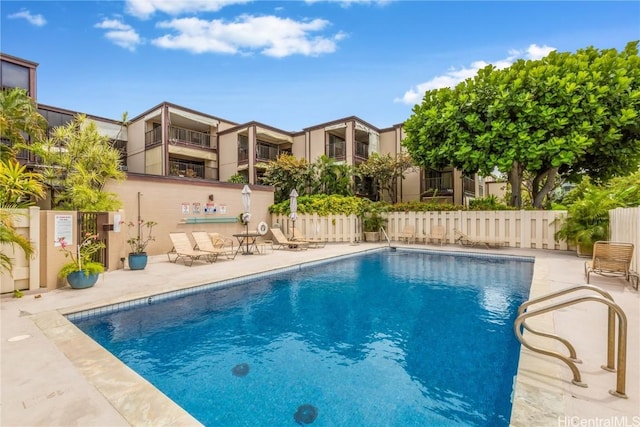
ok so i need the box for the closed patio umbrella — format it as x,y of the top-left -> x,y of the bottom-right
241,185 -> 252,253
289,188 -> 298,239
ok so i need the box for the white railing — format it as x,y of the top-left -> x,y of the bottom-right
273,210 -> 569,250
272,214 -> 361,243
609,207 -> 639,274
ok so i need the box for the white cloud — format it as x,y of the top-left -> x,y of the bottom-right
152,15 -> 345,57
95,18 -> 142,51
126,0 -> 251,19
8,10 -> 46,26
395,43 -> 557,105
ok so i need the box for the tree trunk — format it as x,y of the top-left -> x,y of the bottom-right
508,161 -> 524,208
532,167 -> 558,209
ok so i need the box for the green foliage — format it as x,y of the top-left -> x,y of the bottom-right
468,195 -> 511,210
385,200 -> 460,212
554,172 -> 640,248
0,160 -> 45,206
355,199 -> 387,232
0,88 -> 47,161
258,154 -> 315,203
310,155 -> 353,196
356,152 -> 414,203
269,194 -> 365,216
227,173 -> 246,184
123,219 -> 157,254
57,233 -> 106,278
403,41 -> 640,209
0,208 -> 34,274
29,114 -> 125,211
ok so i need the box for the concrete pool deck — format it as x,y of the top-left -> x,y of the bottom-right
1,243 -> 638,426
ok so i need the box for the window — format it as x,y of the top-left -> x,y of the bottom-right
238,135 -> 248,162
326,134 -> 345,159
256,140 -> 279,161
0,61 -> 30,92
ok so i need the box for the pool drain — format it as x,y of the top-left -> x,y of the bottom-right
231,363 -> 249,377
294,404 -> 317,425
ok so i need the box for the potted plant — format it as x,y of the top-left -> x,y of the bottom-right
124,219 -> 157,270
361,205 -> 387,242
58,233 -> 105,289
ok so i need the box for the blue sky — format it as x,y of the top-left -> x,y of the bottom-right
1,1 -> 639,131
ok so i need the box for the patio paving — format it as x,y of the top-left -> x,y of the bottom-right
1,243 -> 638,426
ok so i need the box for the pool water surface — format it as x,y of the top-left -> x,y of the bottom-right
72,250 -> 533,426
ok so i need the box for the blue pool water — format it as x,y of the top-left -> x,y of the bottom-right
72,250 -> 533,426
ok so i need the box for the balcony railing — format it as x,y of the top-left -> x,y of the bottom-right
355,141 -> 369,159
169,126 -> 213,149
145,127 -> 162,146
256,144 -> 279,162
422,177 -> 454,195
146,126 -> 215,149
326,142 -> 346,160
463,176 -> 476,195
169,160 -> 204,179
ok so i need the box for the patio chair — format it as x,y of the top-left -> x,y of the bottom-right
454,228 -> 508,249
192,231 -> 235,261
305,237 -> 328,248
208,232 -> 236,253
167,232 -> 212,266
398,225 -> 416,244
270,228 -> 309,250
584,241 -> 635,284
425,225 -> 446,246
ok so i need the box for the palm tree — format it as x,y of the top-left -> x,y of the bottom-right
0,88 -> 47,161
312,155 -> 353,196
0,206 -> 34,274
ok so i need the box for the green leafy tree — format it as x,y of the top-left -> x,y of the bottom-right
0,208 -> 34,274
227,173 -> 246,184
555,172 -> 640,250
403,41 -> 640,208
258,154 -> 314,203
0,88 -> 47,273
0,88 -> 47,162
29,114 -> 125,211
356,152 -> 414,203
0,160 -> 45,205
310,155 -> 353,196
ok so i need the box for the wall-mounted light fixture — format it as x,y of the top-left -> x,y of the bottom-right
208,194 -> 214,201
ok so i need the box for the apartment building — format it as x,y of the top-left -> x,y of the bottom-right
1,52 -> 480,205
0,53 -> 127,173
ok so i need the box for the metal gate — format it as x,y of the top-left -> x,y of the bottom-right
78,212 -> 109,267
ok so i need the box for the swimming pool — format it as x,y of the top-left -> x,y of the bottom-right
71,249 -> 533,426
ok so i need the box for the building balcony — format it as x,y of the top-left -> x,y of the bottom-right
145,126 -> 215,150
421,177 -> 454,196
354,141 -> 369,160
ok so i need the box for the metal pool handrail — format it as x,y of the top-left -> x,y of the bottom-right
514,294 -> 628,398
380,227 -> 391,247
517,285 -> 616,366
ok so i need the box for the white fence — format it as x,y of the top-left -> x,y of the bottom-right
609,207 -> 639,274
273,210 -> 569,250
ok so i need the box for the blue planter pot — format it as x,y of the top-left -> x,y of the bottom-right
66,271 -> 99,289
128,253 -> 148,270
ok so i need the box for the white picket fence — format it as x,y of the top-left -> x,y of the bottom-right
609,207 -> 640,274
272,210 -> 569,250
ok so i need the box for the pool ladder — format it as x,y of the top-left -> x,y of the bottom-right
380,227 -> 392,247
513,284 -> 628,398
